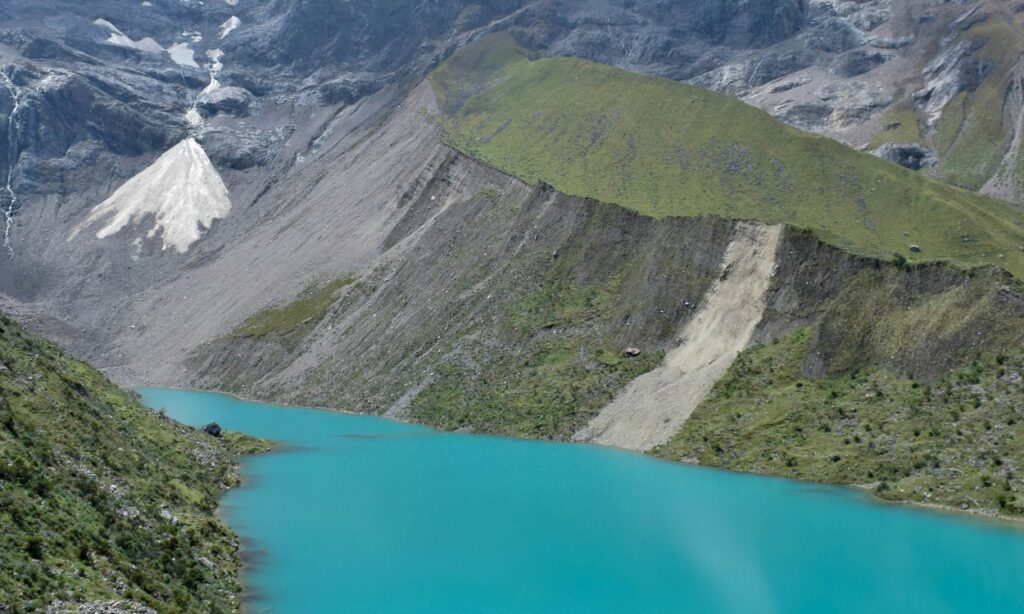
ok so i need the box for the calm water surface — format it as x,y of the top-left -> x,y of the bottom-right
138,388 -> 1024,613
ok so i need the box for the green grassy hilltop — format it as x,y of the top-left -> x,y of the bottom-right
432,35 -> 1024,279
0,314 -> 269,611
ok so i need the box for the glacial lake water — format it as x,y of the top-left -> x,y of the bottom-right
138,388 -> 1024,613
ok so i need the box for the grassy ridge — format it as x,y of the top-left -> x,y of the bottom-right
431,36 -> 1024,279
0,314 -> 269,611
656,327 -> 1024,517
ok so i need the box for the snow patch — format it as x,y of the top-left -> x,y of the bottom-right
224,0 -> 239,6
203,49 -> 225,96
219,16 -> 241,38
167,42 -> 199,68
94,19 -> 163,53
74,138 -> 230,253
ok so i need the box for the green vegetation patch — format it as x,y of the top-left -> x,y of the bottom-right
869,100 -> 925,149
410,276 -> 664,438
0,314 -> 270,611
431,35 -> 1024,278
231,277 -> 355,342
655,327 -> 1024,518
430,31 -> 536,114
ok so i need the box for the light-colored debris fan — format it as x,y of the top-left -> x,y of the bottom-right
73,138 -> 230,253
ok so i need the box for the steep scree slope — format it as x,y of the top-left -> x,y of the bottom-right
575,222 -> 783,451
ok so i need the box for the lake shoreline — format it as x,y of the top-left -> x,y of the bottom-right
138,387 -> 1024,612
143,385 -> 1024,528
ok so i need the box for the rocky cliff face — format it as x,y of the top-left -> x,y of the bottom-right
0,0 -> 1017,374
0,0 -> 1020,309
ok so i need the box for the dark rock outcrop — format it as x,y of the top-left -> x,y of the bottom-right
832,49 -> 891,78
873,142 -> 934,171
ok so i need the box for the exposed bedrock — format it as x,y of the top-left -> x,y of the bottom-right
873,142 -> 935,170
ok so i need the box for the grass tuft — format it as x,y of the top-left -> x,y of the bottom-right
231,277 -> 355,341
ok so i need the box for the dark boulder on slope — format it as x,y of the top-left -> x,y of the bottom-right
873,142 -> 935,171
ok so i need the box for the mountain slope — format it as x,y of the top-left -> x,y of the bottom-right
433,35 -> 1024,279
178,73 -> 1024,517
3,0 -> 1024,374
0,313 -> 267,611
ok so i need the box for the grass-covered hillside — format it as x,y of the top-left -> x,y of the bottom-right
656,326 -> 1024,518
0,314 -> 269,612
229,277 -> 357,349
431,35 -> 1024,279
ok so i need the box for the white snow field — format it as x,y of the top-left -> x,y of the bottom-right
220,16 -> 241,38
74,138 -> 230,253
94,19 -> 164,53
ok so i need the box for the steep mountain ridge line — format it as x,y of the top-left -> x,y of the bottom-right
3,0 -> 1024,376
575,222 -> 782,451
431,35 -> 1024,280
0,0 -> 1020,311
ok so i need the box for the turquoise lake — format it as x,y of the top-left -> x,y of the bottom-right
138,388 -> 1024,613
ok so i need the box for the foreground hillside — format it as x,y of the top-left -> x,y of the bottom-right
0,313 -> 267,611
433,36 -> 1024,280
